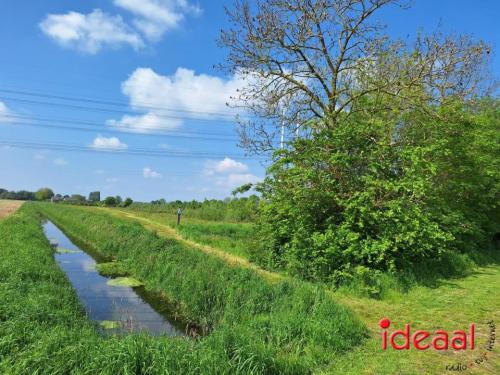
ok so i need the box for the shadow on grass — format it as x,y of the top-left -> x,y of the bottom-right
337,242 -> 500,299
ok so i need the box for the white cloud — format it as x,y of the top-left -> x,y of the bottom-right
53,158 -> 68,166
0,101 -> 14,123
143,167 -> 162,179
107,67 -> 242,133
106,177 -> 119,183
106,112 -> 182,133
39,9 -> 144,54
204,157 -> 248,175
203,157 -> 261,190
114,0 -> 202,40
91,135 -> 128,150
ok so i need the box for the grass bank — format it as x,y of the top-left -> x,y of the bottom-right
33,203 -> 366,374
85,205 -> 500,374
121,209 -> 257,260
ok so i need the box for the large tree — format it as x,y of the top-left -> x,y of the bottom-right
220,0 -> 498,283
220,0 -> 494,154
35,188 -> 54,201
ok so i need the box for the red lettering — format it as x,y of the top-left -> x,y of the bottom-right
432,330 -> 448,350
412,330 -> 430,350
390,324 -> 410,350
451,331 -> 467,350
379,318 -> 391,350
470,323 -> 475,349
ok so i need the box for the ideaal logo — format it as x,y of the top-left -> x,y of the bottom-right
379,318 -> 475,351
379,318 -> 496,372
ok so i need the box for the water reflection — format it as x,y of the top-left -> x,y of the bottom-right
43,220 -> 185,336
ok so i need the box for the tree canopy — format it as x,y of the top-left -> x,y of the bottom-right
221,0 -> 499,283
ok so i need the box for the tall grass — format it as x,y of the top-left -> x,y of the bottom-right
18,203 -> 366,374
127,210 -> 257,259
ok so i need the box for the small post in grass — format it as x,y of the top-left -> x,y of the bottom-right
177,207 -> 182,225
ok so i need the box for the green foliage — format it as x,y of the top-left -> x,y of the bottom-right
130,196 -> 261,222
70,194 -> 86,203
34,187 -> 54,201
232,183 -> 253,196
122,197 -> 133,207
103,196 -> 117,207
0,188 -> 35,200
88,191 -> 100,202
32,203 -> 366,373
96,261 -> 128,277
258,99 -> 500,283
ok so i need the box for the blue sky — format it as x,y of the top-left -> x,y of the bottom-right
0,0 -> 498,202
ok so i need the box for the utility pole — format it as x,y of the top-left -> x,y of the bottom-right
280,106 -> 285,149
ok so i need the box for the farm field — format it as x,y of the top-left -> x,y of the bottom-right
1,202 -> 497,374
0,199 -> 23,219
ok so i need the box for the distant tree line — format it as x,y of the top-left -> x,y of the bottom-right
0,188 -> 36,201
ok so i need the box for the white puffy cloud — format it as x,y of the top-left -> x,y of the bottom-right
39,9 -> 144,54
0,101 -> 14,123
204,157 -> 248,175
106,112 -> 182,133
53,158 -> 68,166
108,67 -> 242,133
91,135 -> 128,150
203,157 -> 261,190
114,0 -> 202,40
143,167 -> 162,179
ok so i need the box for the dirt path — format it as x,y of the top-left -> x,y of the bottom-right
0,200 -> 23,220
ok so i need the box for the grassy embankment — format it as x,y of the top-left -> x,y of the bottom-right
104,206 -> 500,374
123,209 -> 256,259
2,203 -> 498,373
24,203 -> 365,374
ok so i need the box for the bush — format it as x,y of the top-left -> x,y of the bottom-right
35,187 -> 54,201
103,196 -> 117,207
122,198 -> 133,207
258,99 -> 500,283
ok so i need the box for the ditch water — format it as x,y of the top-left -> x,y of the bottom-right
42,220 -> 186,336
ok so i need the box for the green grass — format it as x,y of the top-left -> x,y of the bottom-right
3,202 -> 497,374
29,202 -> 366,374
96,261 -> 129,277
95,205 -> 500,374
124,210 -> 257,259
322,265 -> 500,374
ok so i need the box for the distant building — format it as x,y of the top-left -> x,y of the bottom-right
51,194 -> 62,203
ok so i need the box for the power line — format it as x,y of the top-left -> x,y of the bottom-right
0,88 -> 239,118
2,119 -> 239,143
0,140 -> 259,160
3,114 -> 238,138
1,96 -> 242,124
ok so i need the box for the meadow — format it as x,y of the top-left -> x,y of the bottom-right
0,201 -> 498,374
0,202 -> 365,374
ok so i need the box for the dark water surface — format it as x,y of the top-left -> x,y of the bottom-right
43,220 -> 185,336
